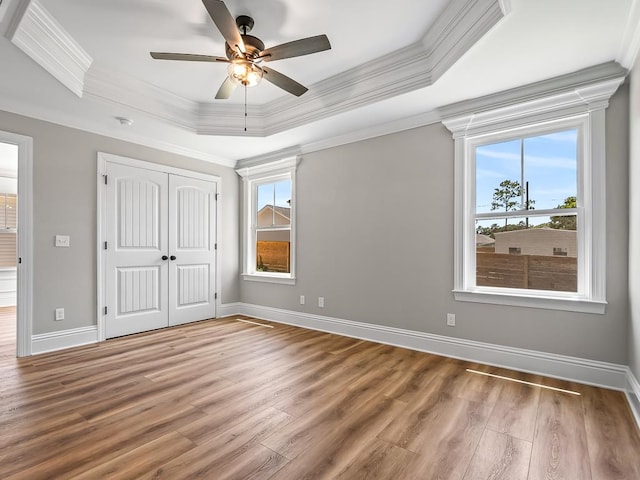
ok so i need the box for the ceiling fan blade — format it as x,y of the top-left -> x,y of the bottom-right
202,0 -> 245,54
215,77 -> 237,99
262,67 -> 308,97
150,52 -> 229,62
260,35 -> 331,62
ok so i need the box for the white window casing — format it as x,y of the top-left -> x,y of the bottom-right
236,157 -> 299,285
440,63 -> 626,314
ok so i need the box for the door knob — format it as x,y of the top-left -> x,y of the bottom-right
162,255 -> 168,261
170,255 -> 177,261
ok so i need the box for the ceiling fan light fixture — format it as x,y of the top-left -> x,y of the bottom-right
150,1 -> 332,101
228,60 -> 263,87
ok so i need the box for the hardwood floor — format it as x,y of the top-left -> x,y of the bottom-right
1,310 -> 639,479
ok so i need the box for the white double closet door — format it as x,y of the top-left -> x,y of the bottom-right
104,162 -> 217,339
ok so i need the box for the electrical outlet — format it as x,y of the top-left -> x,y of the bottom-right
318,297 -> 324,308
55,308 -> 65,321
447,313 -> 455,327
300,295 -> 305,305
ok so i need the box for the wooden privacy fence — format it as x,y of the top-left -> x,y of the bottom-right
257,241 -> 290,273
476,252 -> 577,292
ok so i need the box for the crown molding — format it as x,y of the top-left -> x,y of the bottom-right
263,43 -> 432,136
196,0 -> 506,137
197,102 -> 266,136
617,0 -> 640,68
0,96 -> 235,168
423,0 -> 505,80
198,42 -> 432,137
300,109 -> 442,157
235,155 -> 299,178
440,62 -> 627,137
234,109 -> 442,170
498,0 -> 512,15
83,64 -> 197,131
440,62 -> 628,121
236,146 -> 302,170
21,0 -> 504,138
8,0 -> 92,97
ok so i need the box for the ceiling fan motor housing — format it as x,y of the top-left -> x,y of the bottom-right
225,34 -> 265,60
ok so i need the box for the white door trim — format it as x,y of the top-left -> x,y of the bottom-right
0,130 -> 33,357
97,152 -> 221,342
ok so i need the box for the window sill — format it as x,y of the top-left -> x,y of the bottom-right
242,273 -> 296,285
453,289 -> 607,314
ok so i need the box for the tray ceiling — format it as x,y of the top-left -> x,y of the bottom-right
0,0 -> 637,165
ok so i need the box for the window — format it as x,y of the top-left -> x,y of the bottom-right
236,157 -> 298,284
475,127 -> 578,293
441,68 -> 625,313
256,180 -> 292,273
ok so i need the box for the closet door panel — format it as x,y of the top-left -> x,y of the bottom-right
168,175 -> 217,326
105,163 -> 169,338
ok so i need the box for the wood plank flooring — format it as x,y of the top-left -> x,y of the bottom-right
1,309 -> 639,479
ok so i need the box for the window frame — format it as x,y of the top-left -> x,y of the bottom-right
236,157 -> 298,285
464,117 -> 588,304
441,71 -> 625,314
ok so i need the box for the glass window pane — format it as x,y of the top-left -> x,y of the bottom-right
256,180 -> 291,227
476,139 -> 522,214
523,129 -> 577,211
256,229 -> 290,273
476,216 -> 577,292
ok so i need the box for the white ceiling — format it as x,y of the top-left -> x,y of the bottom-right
0,0 -> 637,166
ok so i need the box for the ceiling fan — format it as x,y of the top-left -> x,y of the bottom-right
150,0 -> 331,100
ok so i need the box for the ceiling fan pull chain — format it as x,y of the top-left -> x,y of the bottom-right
244,85 -> 248,132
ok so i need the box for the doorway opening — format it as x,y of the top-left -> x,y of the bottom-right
0,130 -> 33,358
0,141 -> 17,358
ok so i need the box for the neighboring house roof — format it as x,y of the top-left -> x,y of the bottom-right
258,204 -> 290,220
493,228 -> 575,239
476,234 -> 495,246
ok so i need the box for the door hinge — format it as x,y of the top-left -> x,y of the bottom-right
104,175 -> 108,185
104,241 -> 107,250
18,257 -> 21,264
104,306 -> 108,315
214,243 -> 217,250
214,292 -> 217,300
215,193 -> 219,200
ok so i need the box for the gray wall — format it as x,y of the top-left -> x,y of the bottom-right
629,59 -> 640,378
0,110 -> 240,335
240,84 -> 631,365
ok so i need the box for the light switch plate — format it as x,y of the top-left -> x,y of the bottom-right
55,235 -> 70,247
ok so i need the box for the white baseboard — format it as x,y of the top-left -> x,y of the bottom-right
29,302 -> 244,356
234,302 -> 628,391
218,302 -> 242,318
32,325 -> 98,355
626,368 -> 640,429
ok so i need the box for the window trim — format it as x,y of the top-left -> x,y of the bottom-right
466,117 -> 587,297
441,69 -> 625,314
236,157 -> 298,285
